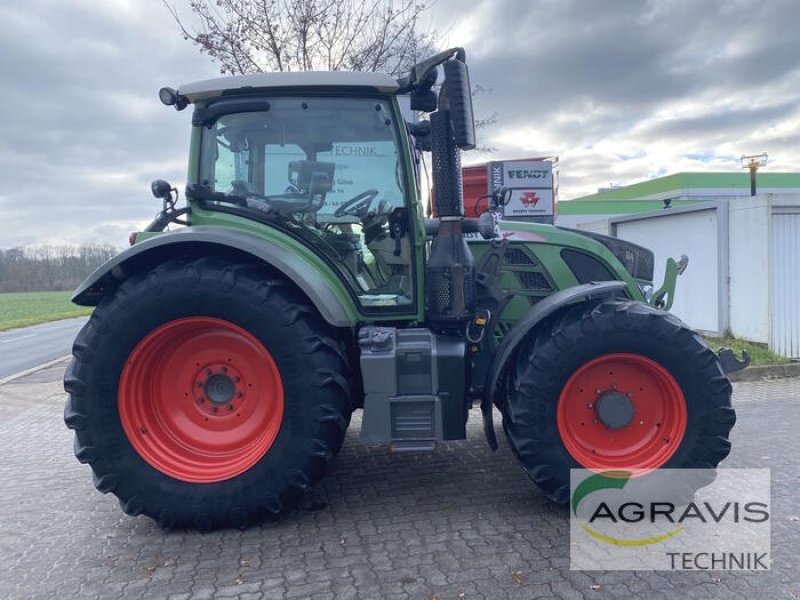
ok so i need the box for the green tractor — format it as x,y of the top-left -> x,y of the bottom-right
64,48 -> 739,531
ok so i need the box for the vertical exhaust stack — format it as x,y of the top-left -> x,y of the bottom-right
425,67 -> 475,328
398,49 -> 476,329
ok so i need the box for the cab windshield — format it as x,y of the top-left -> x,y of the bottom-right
198,96 -> 413,308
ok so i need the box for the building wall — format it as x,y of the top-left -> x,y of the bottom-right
610,207 -> 721,335
558,214 -> 616,231
769,198 -> 800,358
592,194 -> 800,357
574,219 -> 612,235
559,172 -> 800,232
728,196 -> 771,343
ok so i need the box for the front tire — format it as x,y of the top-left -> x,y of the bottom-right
64,257 -> 353,530
502,298 -> 735,504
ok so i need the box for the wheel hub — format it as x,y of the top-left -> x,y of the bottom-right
595,390 -> 635,429
193,363 -> 245,416
204,373 -> 236,405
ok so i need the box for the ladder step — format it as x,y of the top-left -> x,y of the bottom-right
391,440 -> 437,452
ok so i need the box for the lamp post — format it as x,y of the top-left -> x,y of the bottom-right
740,153 -> 768,196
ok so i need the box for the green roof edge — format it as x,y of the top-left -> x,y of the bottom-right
558,199 -> 695,215
569,172 -> 800,202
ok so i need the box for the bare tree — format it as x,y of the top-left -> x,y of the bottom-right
0,244 -> 118,293
164,1 -> 497,150
164,0 -> 436,76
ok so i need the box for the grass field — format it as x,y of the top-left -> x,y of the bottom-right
0,291 -> 92,331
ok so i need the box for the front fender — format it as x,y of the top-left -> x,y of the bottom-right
72,226 -> 359,327
480,280 -> 628,450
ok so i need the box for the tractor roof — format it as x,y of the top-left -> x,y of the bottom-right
179,71 -> 400,103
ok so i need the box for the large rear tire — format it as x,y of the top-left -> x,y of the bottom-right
502,298 -> 735,504
64,257 -> 353,531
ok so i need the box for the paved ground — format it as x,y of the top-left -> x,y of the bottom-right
0,364 -> 798,600
0,317 -> 88,378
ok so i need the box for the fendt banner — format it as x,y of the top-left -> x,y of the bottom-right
488,159 -> 557,222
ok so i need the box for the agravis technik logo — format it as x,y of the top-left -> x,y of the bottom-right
572,471 -> 684,546
569,469 -> 771,570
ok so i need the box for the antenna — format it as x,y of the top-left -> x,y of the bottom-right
740,152 -> 768,196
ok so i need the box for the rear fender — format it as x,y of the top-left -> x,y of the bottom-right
72,226 -> 358,327
481,281 -> 628,450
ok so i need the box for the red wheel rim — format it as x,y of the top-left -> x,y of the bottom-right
557,353 -> 687,471
118,317 -> 284,483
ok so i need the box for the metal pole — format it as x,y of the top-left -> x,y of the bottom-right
750,163 -> 757,196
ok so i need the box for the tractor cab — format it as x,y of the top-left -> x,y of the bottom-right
148,48 -> 477,322
179,76 -> 418,310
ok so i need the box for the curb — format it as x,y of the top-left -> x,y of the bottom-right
0,355 -> 71,386
728,362 -> 800,383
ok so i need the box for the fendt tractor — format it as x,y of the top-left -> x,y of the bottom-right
64,48 -> 741,531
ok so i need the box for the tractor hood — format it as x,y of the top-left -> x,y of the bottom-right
494,220 -> 655,283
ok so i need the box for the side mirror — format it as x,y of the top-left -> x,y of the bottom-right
410,89 -> 438,113
410,67 -> 438,112
407,120 -> 432,152
151,179 -> 173,200
443,60 -> 476,150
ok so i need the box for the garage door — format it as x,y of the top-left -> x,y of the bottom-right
771,210 -> 800,358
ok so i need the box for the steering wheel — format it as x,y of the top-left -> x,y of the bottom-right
334,189 -> 380,219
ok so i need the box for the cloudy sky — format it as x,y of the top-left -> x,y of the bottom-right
1,0 -> 798,248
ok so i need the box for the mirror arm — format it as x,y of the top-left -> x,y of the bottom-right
396,47 -> 466,92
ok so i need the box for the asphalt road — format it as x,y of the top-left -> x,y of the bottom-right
0,316 -> 88,379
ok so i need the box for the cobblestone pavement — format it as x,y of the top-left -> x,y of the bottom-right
0,363 -> 798,600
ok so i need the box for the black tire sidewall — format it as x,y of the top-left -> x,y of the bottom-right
74,259 -> 350,525
503,300 -> 734,501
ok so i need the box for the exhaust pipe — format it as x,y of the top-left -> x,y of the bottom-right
426,108 -> 474,327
